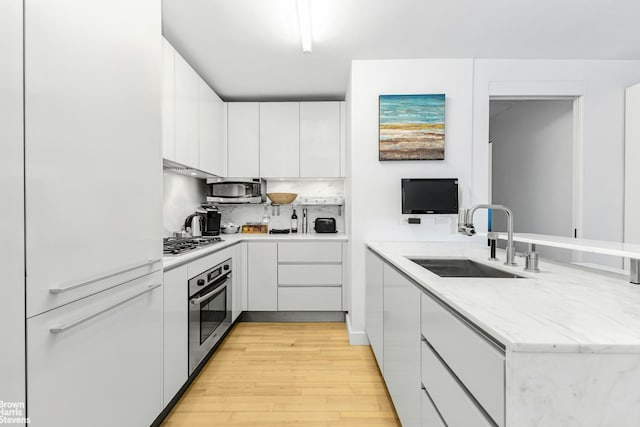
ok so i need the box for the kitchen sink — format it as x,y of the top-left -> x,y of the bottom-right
409,258 -> 525,278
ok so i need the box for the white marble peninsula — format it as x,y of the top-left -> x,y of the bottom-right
365,239 -> 640,427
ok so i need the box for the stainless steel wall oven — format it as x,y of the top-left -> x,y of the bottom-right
188,258 -> 232,374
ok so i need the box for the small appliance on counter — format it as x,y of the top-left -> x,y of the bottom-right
184,211 -> 206,237
314,217 -> 337,233
207,178 -> 266,204
203,206 -> 222,236
269,228 -> 290,234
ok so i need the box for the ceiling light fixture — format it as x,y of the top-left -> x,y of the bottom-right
296,0 -> 312,53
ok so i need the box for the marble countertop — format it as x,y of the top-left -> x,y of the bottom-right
366,239 -> 640,354
164,232 -> 348,271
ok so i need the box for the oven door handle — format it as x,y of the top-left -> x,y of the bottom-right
190,275 -> 230,305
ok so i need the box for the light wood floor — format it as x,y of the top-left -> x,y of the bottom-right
162,322 -> 400,426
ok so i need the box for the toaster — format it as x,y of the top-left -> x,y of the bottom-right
314,217 -> 337,233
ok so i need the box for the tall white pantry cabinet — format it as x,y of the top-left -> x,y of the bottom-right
0,0 -> 26,416
2,0 -> 164,426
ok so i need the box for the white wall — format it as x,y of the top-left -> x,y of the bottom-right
490,100 -> 574,262
473,60 -> 640,268
347,58 -> 475,342
0,0 -> 25,408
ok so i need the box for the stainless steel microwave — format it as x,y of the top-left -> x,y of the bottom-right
206,178 -> 266,204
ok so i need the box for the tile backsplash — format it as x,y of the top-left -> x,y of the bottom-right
218,204 -> 344,233
163,170 -> 207,237
221,179 -> 346,233
162,175 -> 346,235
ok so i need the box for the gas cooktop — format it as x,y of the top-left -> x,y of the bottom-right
163,236 -> 222,256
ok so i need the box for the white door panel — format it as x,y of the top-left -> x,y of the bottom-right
198,79 -> 225,176
163,266 -> 188,406
247,242 -> 277,311
227,103 -> 259,177
365,250 -> 384,370
162,38 -> 176,161
383,263 -> 421,427
24,0 -> 162,317
300,102 -> 340,177
0,0 -> 25,410
174,51 -> 199,167
260,102 -> 299,177
27,274 -> 163,427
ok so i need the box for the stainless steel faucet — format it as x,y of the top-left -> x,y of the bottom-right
458,204 -> 517,266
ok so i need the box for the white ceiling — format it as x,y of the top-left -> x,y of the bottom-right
162,0 -> 640,101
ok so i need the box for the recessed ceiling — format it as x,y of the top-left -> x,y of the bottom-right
162,0 -> 640,101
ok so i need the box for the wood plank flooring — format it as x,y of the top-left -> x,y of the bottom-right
162,322 -> 400,426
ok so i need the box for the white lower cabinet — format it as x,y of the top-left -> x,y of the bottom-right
421,341 -> 493,427
278,264 -> 342,286
367,249 -> 506,427
278,287 -> 342,311
365,249 -> 384,369
382,264 -> 421,427
27,273 -> 163,427
278,241 -> 342,263
421,292 -> 504,426
276,242 -> 344,311
247,242 -> 278,311
163,265 -> 188,407
421,389 -> 446,427
232,243 -> 246,321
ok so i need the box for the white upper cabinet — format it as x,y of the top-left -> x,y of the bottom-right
24,0 -> 162,316
163,38 -> 225,174
300,101 -> 340,177
173,51 -> 199,167
227,102 -> 260,177
260,102 -> 300,178
198,78 -> 226,176
162,38 -> 175,161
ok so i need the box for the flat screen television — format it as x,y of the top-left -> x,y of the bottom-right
401,178 -> 459,214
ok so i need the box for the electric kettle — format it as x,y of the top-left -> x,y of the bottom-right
184,213 -> 204,237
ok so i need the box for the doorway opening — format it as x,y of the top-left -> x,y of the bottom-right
489,97 -> 580,263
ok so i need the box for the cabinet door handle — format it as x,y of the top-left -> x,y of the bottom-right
190,278 -> 229,305
49,259 -> 161,294
49,283 -> 161,334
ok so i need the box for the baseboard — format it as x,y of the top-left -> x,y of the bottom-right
239,311 -> 346,322
346,313 -> 369,345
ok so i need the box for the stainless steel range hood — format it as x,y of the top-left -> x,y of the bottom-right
162,158 -> 221,179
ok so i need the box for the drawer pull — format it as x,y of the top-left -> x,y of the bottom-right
49,259 -> 161,294
49,283 -> 161,334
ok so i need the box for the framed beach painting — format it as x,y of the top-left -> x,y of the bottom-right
379,94 -> 446,160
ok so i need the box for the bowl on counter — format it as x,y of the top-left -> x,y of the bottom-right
266,192 -> 297,205
221,222 -> 240,234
